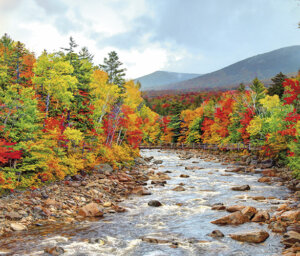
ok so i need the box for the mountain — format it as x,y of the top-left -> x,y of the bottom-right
152,45 -> 300,91
134,71 -> 201,90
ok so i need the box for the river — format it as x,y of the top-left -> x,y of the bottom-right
0,149 -> 291,255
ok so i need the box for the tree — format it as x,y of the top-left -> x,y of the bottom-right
237,82 -> 245,93
61,36 -> 78,65
33,52 -> 77,117
268,72 -> 287,99
99,51 -> 126,88
249,77 -> 266,111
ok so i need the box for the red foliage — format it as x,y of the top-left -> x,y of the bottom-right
283,79 -> 300,106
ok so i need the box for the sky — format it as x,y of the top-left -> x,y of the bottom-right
0,0 -> 300,78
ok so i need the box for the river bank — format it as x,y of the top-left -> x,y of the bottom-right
0,162 -> 152,235
0,149 -> 299,255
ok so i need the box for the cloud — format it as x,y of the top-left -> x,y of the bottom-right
0,0 -> 299,78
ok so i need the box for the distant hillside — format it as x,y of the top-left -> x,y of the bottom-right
134,71 -> 201,90
158,45 -> 300,91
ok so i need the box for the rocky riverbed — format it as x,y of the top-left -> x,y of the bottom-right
0,149 -> 299,255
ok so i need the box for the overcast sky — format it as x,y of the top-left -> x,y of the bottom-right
1,0 -> 299,78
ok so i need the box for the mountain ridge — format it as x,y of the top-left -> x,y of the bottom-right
138,45 -> 300,92
134,70 -> 201,90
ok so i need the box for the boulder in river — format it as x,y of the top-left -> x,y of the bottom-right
231,185 -> 250,191
153,160 -> 163,165
226,205 -> 245,212
241,206 -> 257,220
252,211 -> 270,222
180,174 -> 190,178
211,203 -> 226,211
78,202 -> 103,217
148,200 -> 162,207
172,186 -> 185,192
280,210 -> 300,222
208,230 -> 224,238
282,231 -> 300,248
229,229 -> 269,243
141,237 -> 170,244
258,177 -> 271,183
211,211 -> 249,225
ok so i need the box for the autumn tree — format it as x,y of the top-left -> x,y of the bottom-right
33,52 -> 78,117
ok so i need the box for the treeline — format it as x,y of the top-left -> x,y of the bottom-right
0,34 -> 158,191
143,76 -> 300,178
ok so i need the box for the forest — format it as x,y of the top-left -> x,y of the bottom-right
143,76 -> 300,178
0,34 -> 299,192
0,34 -> 159,191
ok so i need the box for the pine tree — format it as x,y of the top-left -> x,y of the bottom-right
99,51 -> 126,89
268,72 -> 287,99
61,36 -> 78,65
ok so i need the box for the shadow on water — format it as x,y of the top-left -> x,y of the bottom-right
0,149 -> 290,256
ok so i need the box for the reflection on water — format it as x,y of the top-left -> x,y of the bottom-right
0,149 -> 290,256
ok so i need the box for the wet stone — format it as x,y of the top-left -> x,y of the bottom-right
230,229 -> 269,243
180,174 -> 190,178
231,185 -> 250,191
208,230 -> 224,238
44,246 -> 65,256
148,200 -> 162,207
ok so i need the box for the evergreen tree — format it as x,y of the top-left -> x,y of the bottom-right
169,114 -> 182,143
79,47 -> 94,63
268,72 -> 287,99
99,51 -> 126,88
61,36 -> 78,65
250,77 -> 266,111
238,82 -> 245,93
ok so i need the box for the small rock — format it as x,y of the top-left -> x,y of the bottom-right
10,223 -> 27,231
211,203 -> 226,211
229,229 -> 269,243
148,200 -> 162,207
78,203 -> 103,217
41,191 -> 49,199
180,174 -> 190,178
5,212 -> 22,220
268,221 -> 287,233
93,164 -> 113,174
208,230 -> 224,238
258,177 -> 271,183
135,157 -> 147,165
172,186 -> 185,192
103,202 -> 112,207
44,246 -> 65,256
141,237 -> 169,244
153,160 -> 163,164
231,185 -> 250,191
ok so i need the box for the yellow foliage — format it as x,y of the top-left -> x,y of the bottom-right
247,116 -> 263,136
63,127 -> 83,145
260,95 -> 281,111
